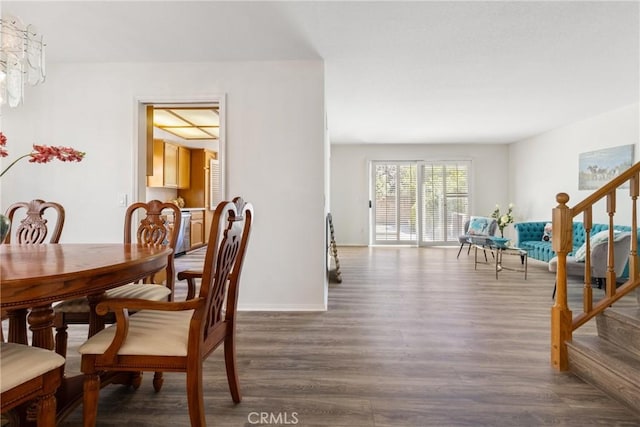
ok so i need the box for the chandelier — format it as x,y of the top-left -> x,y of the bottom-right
0,15 -> 46,108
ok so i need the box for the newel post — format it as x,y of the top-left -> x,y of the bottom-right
551,193 -> 573,371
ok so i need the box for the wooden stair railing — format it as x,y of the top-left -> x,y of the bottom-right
551,161 -> 640,371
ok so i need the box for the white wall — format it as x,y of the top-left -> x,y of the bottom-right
330,143 -> 510,245
1,60 -> 327,311
509,103 -> 640,226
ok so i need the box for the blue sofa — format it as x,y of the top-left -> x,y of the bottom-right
514,221 -> 634,263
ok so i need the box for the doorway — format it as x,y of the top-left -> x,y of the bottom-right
134,96 -> 226,206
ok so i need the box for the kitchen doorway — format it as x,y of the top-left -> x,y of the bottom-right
134,95 -> 226,208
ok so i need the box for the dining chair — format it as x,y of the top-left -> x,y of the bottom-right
78,197 -> 252,426
53,200 -> 182,360
1,199 -> 66,344
1,342 -> 66,427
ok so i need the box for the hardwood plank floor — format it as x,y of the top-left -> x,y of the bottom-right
54,246 -> 640,426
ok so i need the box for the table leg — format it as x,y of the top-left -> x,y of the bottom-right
7,308 -> 29,345
28,305 -> 55,350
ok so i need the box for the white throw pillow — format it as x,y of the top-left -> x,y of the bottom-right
573,229 -> 622,262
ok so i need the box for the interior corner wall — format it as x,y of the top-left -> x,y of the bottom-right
323,93 -> 331,309
1,60 -> 327,311
330,143 -> 510,246
509,103 -> 640,226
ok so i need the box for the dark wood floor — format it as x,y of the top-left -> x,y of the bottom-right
54,246 -> 640,426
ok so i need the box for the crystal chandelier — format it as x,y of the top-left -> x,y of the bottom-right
0,15 -> 46,108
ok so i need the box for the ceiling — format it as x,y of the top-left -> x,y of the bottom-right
3,1 -> 639,144
153,107 -> 220,140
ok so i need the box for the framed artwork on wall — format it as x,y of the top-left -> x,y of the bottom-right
578,144 -> 635,190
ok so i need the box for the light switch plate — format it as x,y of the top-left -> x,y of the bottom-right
118,193 -> 128,207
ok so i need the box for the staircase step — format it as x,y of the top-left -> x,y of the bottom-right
597,307 -> 640,358
567,335 -> 640,416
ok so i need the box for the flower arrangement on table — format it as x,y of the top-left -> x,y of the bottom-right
0,131 -> 85,178
490,203 -> 514,238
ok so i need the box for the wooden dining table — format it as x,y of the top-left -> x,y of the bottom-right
0,242 -> 173,424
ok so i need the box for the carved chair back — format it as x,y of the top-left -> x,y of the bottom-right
124,200 -> 182,295
197,197 -> 253,355
4,199 -> 65,244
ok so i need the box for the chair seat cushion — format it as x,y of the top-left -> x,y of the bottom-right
78,309 -> 194,357
458,235 -> 471,245
54,283 -> 172,313
105,283 -> 172,300
0,343 -> 65,393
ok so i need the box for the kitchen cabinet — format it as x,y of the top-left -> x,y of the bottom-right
147,139 -> 191,189
178,149 -> 218,243
190,210 -> 205,248
147,139 -> 164,188
163,142 -> 178,187
178,146 -> 190,189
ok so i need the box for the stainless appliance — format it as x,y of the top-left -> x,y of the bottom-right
175,211 -> 191,257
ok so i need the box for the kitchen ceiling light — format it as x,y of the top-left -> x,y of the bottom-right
153,109 -> 190,127
200,127 -> 220,138
153,107 -> 219,140
171,108 -> 219,126
166,127 -> 215,139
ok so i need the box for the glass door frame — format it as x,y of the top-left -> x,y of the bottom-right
369,160 -> 419,246
418,160 -> 471,247
369,159 -> 471,247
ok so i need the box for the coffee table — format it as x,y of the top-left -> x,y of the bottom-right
471,236 -> 528,280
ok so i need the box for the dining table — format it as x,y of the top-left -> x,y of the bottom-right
0,242 -> 173,424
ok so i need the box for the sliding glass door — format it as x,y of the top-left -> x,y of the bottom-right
419,162 -> 470,245
371,162 -> 417,244
371,160 -> 470,245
